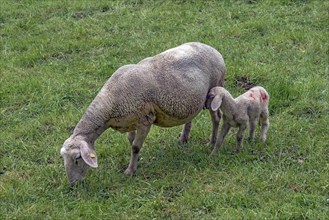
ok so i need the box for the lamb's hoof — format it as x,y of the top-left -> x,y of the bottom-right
124,168 -> 136,176
209,151 -> 219,158
235,148 -> 242,154
246,138 -> 255,143
207,141 -> 215,148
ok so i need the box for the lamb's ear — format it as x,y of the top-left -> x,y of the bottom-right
211,95 -> 222,111
80,141 -> 98,168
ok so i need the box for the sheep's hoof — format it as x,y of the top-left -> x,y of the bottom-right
124,168 -> 136,176
179,139 -> 189,146
179,137 -> 189,146
235,148 -> 242,154
179,141 -> 188,146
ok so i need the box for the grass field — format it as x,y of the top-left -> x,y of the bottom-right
1,0 -> 328,219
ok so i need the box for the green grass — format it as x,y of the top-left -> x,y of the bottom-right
1,0 -> 328,219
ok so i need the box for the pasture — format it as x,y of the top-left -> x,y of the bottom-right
1,0 -> 328,219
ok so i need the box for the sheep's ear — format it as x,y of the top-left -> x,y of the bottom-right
211,95 -> 222,111
80,141 -> 98,168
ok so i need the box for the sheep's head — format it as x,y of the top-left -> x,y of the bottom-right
60,137 -> 98,184
206,87 -> 225,111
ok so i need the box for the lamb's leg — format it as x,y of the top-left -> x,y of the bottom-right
236,124 -> 247,153
260,110 -> 270,142
180,121 -> 192,145
127,131 -> 136,145
248,119 -> 257,141
124,124 -> 151,176
210,122 -> 230,156
208,109 -> 221,147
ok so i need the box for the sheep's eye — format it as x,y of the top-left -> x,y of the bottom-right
75,155 -> 81,165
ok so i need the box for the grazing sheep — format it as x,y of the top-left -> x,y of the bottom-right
207,86 -> 269,156
60,42 -> 226,183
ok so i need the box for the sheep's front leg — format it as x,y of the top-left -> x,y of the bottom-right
127,131 -> 136,145
236,124 -> 247,153
124,124 -> 151,176
180,121 -> 192,145
210,122 -> 230,157
208,109 -> 221,147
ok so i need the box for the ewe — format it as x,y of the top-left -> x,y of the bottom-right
60,42 -> 226,183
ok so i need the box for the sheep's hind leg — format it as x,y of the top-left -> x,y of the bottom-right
124,124 -> 151,176
248,119 -> 257,141
208,109 -> 221,147
260,110 -> 270,142
180,121 -> 192,145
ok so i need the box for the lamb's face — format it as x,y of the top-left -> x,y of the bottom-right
205,89 -> 217,109
206,87 -> 224,111
60,137 -> 97,184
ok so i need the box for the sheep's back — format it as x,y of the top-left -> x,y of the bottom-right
99,42 -> 226,125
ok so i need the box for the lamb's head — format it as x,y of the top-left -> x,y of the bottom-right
60,137 -> 98,184
206,87 -> 225,111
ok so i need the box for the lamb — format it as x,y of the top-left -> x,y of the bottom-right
60,42 -> 226,184
206,86 -> 269,156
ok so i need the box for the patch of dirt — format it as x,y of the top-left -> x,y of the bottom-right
234,76 -> 256,90
50,52 -> 68,60
101,6 -> 110,12
72,11 -> 91,19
